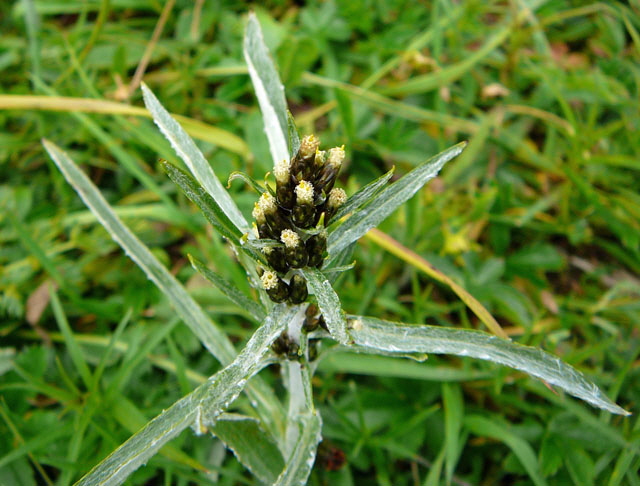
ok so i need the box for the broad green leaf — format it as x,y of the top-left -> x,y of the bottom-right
141,83 -> 248,232
330,167 -> 395,223
43,140 -> 237,365
328,142 -> 467,257
161,160 -> 243,242
349,316 -> 629,415
212,414 -> 285,484
274,411 -> 322,486
244,12 -> 289,166
189,255 -> 266,322
465,415 -> 548,486
302,267 -> 349,345
76,304 -> 298,486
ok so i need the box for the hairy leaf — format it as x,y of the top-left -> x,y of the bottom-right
141,83 -> 248,231
330,166 -> 395,223
274,411 -> 322,486
302,268 -> 349,345
244,12 -> 289,166
349,315 -> 629,415
328,142 -> 466,257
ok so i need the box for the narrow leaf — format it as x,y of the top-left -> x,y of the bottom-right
141,83 -> 248,231
228,171 -> 266,194
330,167 -> 395,223
287,110 -> 300,159
189,255 -> 266,321
161,160 -> 243,242
274,411 -> 322,486
43,140 -> 237,365
76,304 -> 298,486
211,414 -> 285,484
349,315 -> 629,415
302,267 -> 349,345
328,142 -> 466,257
244,12 -> 289,165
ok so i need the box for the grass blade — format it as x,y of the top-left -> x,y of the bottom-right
328,142 -> 467,257
274,411 -> 322,486
244,12 -> 289,165
43,139 -> 237,364
301,267 -> 349,345
349,315 -> 629,415
141,83 -> 248,232
189,255 -> 266,321
76,303 -> 297,486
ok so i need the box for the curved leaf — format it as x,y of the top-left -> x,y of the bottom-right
348,315 -> 629,415
302,268 -> 349,345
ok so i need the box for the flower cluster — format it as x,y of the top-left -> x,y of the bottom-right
254,135 -> 347,305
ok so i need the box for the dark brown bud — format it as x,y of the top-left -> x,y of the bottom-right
289,274 -> 308,304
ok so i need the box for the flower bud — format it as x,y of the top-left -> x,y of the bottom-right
326,187 -> 347,222
305,230 -> 327,267
262,246 -> 289,274
281,229 -> 308,268
292,135 -> 320,180
271,332 -> 300,360
274,159 -> 294,209
292,180 -> 315,228
315,146 -> 344,193
261,270 -> 289,303
289,274 -> 308,304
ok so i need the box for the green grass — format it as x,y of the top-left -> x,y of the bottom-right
1,1 -> 639,485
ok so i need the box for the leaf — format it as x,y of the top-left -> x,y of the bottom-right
287,110 -> 300,159
43,140 -> 237,365
465,415 -> 548,486
348,315 -> 629,415
211,414 -> 285,484
244,12 -> 289,166
161,160 -> 243,242
301,267 -> 349,345
328,142 -> 467,257
330,167 -> 395,223
189,255 -> 266,322
76,304 -> 298,486
227,171 -> 266,194
0,348 -> 16,377
141,83 -> 248,232
274,411 -> 322,486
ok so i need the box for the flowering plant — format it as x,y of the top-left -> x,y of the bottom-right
43,12 -> 627,486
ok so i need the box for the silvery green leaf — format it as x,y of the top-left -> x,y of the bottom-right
244,12 -> 289,166
321,261 -> 356,275
189,255 -> 266,322
328,142 -> 467,257
274,411 -> 322,486
301,267 -> 349,345
75,304 -> 298,486
43,140 -> 236,365
330,166 -> 395,223
161,161 -> 243,243
141,83 -> 248,232
349,315 -> 629,416
43,140 -> 284,442
287,110 -> 300,159
211,414 -> 284,484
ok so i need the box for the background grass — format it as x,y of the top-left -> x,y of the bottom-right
1,1 -> 639,485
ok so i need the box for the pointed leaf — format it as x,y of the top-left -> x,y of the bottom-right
141,83 -> 248,232
43,140 -> 237,365
161,160 -> 242,242
302,267 -> 349,345
349,315 -> 629,415
244,12 -> 289,166
287,110 -> 300,159
328,142 -> 466,257
211,414 -> 285,484
76,304 -> 298,486
228,171 -> 267,194
274,411 -> 322,486
330,167 -> 395,223
189,255 -> 266,322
